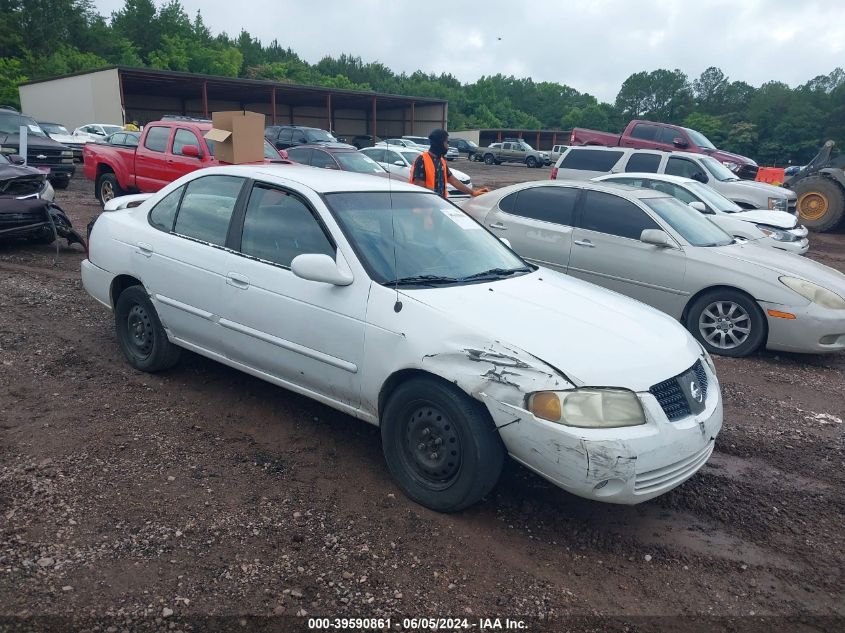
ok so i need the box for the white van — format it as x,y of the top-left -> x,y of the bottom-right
552,146 -> 796,213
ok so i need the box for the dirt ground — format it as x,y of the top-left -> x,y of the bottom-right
0,162 -> 843,633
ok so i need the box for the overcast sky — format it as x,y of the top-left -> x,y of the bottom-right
92,0 -> 844,102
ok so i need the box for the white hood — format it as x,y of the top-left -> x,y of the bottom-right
406,270 -> 701,391
729,209 -> 798,229
729,179 -> 797,200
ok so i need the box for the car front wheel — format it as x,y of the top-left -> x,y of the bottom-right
484,154 -> 495,165
114,286 -> 181,372
381,377 -> 505,512
686,289 -> 766,357
526,156 -> 538,168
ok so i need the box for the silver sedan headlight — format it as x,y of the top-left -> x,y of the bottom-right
757,225 -> 798,242
780,276 -> 845,309
528,388 -> 646,428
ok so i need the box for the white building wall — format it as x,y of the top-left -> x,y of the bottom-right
19,68 -> 123,130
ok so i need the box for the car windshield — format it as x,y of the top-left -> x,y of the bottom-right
685,181 -> 743,213
683,127 -> 717,150
643,196 -> 734,247
326,192 -> 530,286
0,113 -> 47,137
102,125 -> 123,135
305,129 -> 336,143
335,152 -> 385,173
700,155 -> 740,182
41,123 -> 70,135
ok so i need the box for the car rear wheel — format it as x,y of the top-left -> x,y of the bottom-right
114,286 -> 181,372
97,173 -> 123,204
686,289 -> 766,357
381,376 -> 505,512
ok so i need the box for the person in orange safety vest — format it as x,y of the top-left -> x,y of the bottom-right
410,129 -> 488,199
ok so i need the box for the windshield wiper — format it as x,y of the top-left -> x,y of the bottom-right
459,266 -> 533,281
384,275 -> 460,287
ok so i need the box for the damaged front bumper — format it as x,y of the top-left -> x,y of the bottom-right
479,366 -> 723,504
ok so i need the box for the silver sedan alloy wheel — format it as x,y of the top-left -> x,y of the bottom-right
698,300 -> 752,350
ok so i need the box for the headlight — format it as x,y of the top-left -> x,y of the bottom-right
722,161 -> 740,173
528,388 -> 646,428
757,225 -> 797,242
767,197 -> 787,211
0,147 -> 14,154
780,276 -> 845,309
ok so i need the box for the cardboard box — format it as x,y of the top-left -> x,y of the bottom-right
204,110 -> 265,164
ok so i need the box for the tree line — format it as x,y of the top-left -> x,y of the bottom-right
1,0 -> 843,165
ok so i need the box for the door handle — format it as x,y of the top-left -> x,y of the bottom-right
573,239 -> 595,248
226,272 -> 250,289
136,242 -> 154,257
488,222 -> 507,230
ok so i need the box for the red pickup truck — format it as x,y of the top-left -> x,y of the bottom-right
569,119 -> 758,180
83,118 -> 288,203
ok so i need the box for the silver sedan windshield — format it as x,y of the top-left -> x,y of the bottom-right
643,196 -> 734,247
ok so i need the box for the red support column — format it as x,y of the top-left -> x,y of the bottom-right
326,93 -> 332,133
552,132 -> 557,147
497,131 -> 502,142
536,132 -> 540,148
441,104 -> 445,130
371,96 -> 377,142
271,88 -> 276,125
410,102 -> 415,134
202,81 -> 208,119
118,72 -> 126,123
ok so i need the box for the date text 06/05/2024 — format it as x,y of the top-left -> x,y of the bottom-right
307,617 -> 528,630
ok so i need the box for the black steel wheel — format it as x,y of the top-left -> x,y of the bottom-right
114,285 -> 181,372
381,376 -> 505,512
484,153 -> 495,165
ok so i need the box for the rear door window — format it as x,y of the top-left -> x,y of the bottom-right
508,186 -> 578,226
560,149 -> 624,172
578,190 -> 659,240
629,123 -> 659,141
173,175 -> 245,247
287,147 -> 312,165
143,126 -> 171,153
624,152 -> 662,173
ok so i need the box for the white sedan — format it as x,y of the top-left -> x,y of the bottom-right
360,146 -> 472,197
593,172 -> 809,254
83,166 -> 722,511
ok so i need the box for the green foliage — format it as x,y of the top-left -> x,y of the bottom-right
1,0 -> 842,167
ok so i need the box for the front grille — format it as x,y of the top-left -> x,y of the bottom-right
634,441 -> 714,494
649,360 -> 708,421
737,164 -> 759,180
26,149 -> 64,165
0,209 -> 48,227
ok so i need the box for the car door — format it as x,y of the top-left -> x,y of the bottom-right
166,128 -> 204,182
219,181 -> 367,406
135,125 -> 173,192
483,185 -> 579,272
568,190 -> 687,314
140,174 -> 247,353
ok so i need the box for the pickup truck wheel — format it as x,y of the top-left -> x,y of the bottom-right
381,376 -> 505,512
97,173 -> 123,204
115,286 -> 181,372
526,156 -> 538,168
484,154 -> 495,165
685,289 -> 766,358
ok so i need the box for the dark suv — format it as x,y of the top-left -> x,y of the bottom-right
0,108 -> 75,189
450,138 -> 479,159
264,125 -> 341,150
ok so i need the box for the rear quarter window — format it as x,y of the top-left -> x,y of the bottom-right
560,149 -> 624,172
143,126 -> 171,153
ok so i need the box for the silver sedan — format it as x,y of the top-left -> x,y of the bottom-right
460,180 -> 845,357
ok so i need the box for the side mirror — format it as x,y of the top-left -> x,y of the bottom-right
672,137 -> 689,149
181,145 -> 200,158
291,254 -> 353,286
640,229 -> 675,248
691,172 -> 708,184
9,154 -> 25,165
688,201 -> 708,213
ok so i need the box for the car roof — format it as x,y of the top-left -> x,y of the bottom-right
289,143 -> 357,152
597,172 -> 696,186
488,179 -> 671,200
202,164 -> 423,194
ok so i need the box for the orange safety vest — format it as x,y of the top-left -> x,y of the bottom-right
410,151 -> 449,198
